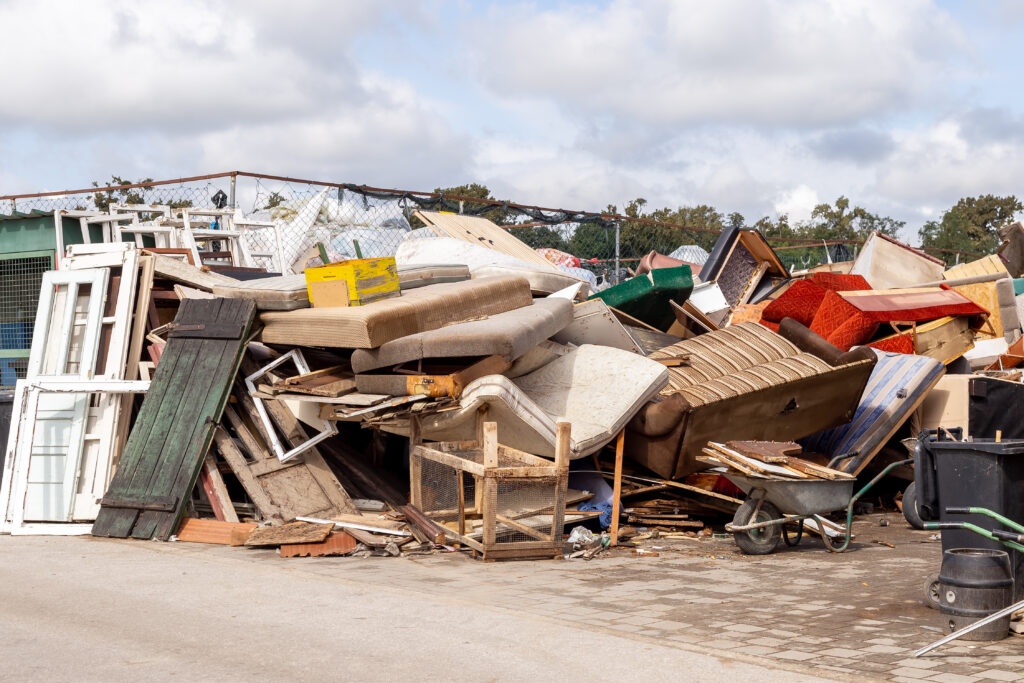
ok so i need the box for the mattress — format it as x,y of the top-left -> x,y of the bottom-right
351,298 -> 572,373
472,264 -> 587,296
397,264 -> 471,289
404,344 -> 670,459
212,273 -> 309,310
800,350 -> 945,474
259,276 -> 533,349
396,236 -> 587,296
850,232 -> 946,289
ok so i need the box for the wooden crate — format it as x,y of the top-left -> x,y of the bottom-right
304,256 -> 399,307
410,421 -> 569,561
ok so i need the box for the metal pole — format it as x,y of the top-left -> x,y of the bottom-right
914,597 -> 1024,657
228,174 -> 236,209
614,221 -> 621,285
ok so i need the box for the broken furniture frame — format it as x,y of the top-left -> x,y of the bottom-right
245,349 -> 338,462
409,419 -> 570,560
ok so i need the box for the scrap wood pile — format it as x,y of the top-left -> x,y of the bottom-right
4,198 -> 1024,559
698,441 -> 855,481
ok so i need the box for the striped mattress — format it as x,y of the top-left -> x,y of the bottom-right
799,349 -> 945,474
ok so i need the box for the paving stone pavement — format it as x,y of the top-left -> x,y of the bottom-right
295,513 -> 1024,682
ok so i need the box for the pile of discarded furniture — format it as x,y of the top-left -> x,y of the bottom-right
5,200 -> 1024,568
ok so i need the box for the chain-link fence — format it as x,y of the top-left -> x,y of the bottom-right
0,172 -> 732,285
0,171 -> 977,281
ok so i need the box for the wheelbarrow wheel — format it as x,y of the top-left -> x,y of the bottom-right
902,481 -> 924,530
923,573 -> 941,610
732,499 -> 783,555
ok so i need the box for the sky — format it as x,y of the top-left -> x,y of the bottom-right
1,0 -> 1023,243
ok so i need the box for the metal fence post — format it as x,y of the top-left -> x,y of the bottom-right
614,221 -> 621,285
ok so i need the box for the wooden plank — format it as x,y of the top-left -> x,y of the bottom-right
150,253 -> 239,291
91,298 -> 257,540
245,520 -> 334,547
401,504 -> 447,544
610,429 -> 625,546
199,453 -> 239,523
495,514 -> 552,542
552,421 -> 570,546
175,517 -> 256,545
263,399 -> 358,515
213,425 -> 284,522
481,422 -> 498,550
279,531 -> 359,558
626,515 -> 704,527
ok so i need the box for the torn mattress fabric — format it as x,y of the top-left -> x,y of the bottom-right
386,344 -> 669,460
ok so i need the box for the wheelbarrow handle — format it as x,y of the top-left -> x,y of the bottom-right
942,506 -> 1024,535
993,529 -> 1024,544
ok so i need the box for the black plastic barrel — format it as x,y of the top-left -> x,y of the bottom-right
0,391 -> 12,472
938,548 -> 1013,640
916,432 -> 1024,600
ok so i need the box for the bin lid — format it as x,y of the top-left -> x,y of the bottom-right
925,438 -> 1024,455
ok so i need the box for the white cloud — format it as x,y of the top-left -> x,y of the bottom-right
774,184 -> 819,223
466,0 -> 967,128
1,0 -> 1023,252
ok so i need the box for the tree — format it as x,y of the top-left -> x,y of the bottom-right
920,194 -> 1022,263
805,196 -> 903,241
91,175 -> 153,211
432,183 -> 510,225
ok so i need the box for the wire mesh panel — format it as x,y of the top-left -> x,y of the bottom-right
0,251 -> 53,389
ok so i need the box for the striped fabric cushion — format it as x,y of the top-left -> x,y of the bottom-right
650,322 -> 801,394
678,354 -> 835,408
799,349 -> 945,472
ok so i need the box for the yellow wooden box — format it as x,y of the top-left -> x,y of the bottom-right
304,257 -> 400,307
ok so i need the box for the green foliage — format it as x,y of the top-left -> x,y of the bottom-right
263,192 -> 285,210
919,194 -> 1022,265
616,198 -> 725,259
569,223 -> 615,260
91,175 -> 154,211
513,225 -> 569,251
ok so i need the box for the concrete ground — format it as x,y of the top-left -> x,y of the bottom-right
1,514 -> 1022,682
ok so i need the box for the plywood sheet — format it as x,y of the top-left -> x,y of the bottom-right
245,520 -> 334,546
176,518 -> 257,545
414,210 -> 559,271
279,530 -> 359,557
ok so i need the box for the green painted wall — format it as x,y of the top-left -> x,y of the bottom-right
0,212 -> 105,257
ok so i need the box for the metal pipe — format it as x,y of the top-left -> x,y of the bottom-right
914,597 -> 1024,657
614,221 -> 621,284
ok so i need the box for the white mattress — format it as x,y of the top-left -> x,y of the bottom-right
403,344 -> 669,459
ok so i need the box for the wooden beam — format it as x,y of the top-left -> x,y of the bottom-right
610,429 -> 625,546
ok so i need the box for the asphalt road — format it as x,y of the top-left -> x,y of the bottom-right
0,536 -> 835,682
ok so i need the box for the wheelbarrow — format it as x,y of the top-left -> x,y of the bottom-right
724,457 -> 912,555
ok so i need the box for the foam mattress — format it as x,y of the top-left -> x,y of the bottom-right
259,275 -> 533,349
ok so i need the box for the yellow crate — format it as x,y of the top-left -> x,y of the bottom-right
304,257 -> 400,307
